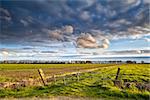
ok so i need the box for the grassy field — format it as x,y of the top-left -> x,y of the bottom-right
0,64 -> 113,82
0,64 -> 149,100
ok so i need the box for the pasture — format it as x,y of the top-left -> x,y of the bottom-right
0,64 -> 149,100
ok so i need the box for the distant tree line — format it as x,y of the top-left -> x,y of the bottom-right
0,60 -> 148,64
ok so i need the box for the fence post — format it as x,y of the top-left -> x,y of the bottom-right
114,68 -> 122,87
115,68 -> 120,80
77,72 -> 80,82
102,74 -> 104,85
63,76 -> 66,85
53,75 -> 56,83
38,69 -> 46,86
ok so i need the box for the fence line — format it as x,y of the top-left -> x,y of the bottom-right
0,66 -> 146,89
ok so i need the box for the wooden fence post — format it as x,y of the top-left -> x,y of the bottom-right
77,72 -> 80,82
115,68 -> 120,80
114,68 -> 122,87
38,69 -> 46,86
63,76 -> 66,85
53,75 -> 56,83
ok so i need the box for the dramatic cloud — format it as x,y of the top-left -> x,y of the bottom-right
42,25 -> 74,41
0,0 -> 149,57
76,33 -> 110,49
76,33 -> 99,48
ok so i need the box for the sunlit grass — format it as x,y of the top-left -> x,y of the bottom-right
0,64 -> 149,99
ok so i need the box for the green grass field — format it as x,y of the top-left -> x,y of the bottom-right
0,64 -> 149,100
0,64 -> 113,82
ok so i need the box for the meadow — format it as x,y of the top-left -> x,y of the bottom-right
0,64 -> 113,82
0,64 -> 149,100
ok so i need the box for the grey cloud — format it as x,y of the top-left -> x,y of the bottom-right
20,19 -> 29,26
114,50 -> 142,54
40,51 -> 58,53
124,26 -> 150,39
42,29 -> 63,41
144,0 -> 150,4
42,25 -> 74,41
92,49 -> 150,55
0,0 -> 149,49
94,26 -> 150,40
105,19 -> 132,28
0,8 -> 11,21
80,11 -> 91,21
0,8 -> 10,16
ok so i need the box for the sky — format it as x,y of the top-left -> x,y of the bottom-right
0,0 -> 150,61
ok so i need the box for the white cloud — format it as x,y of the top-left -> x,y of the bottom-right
80,11 -> 91,21
20,19 -> 29,26
62,25 -> 74,34
76,33 -> 100,48
76,33 -> 110,49
2,51 -> 9,56
102,38 -> 110,45
144,38 -> 150,42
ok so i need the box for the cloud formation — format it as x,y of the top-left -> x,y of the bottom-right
0,8 -> 11,21
0,0 -> 149,50
42,25 -> 74,41
76,33 -> 110,48
77,33 -> 99,48
2,51 -> 9,56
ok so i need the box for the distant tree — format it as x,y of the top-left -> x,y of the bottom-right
86,61 -> 92,64
126,60 -> 133,64
141,61 -> 145,64
133,61 -> 136,64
